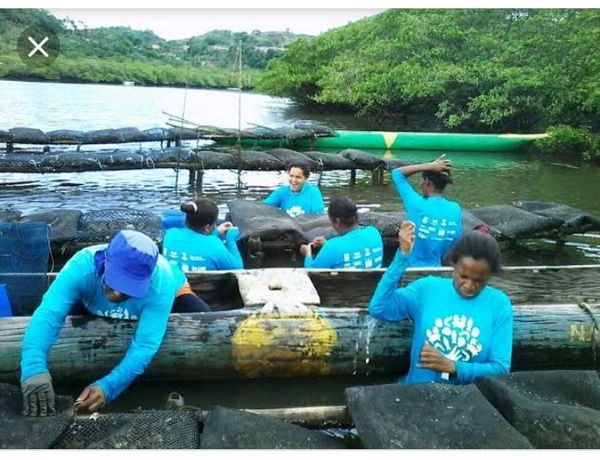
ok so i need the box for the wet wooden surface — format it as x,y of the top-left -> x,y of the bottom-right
1,302 -> 598,383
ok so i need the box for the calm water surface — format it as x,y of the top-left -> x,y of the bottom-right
1,80 -> 598,264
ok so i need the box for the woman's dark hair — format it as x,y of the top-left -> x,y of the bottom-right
286,160 -> 310,178
447,231 -> 502,274
328,196 -> 358,227
180,199 -> 218,232
422,170 -> 453,192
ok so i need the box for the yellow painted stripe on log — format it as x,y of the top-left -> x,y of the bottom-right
232,311 -> 337,378
382,149 -> 395,159
382,132 -> 398,149
497,133 -> 549,140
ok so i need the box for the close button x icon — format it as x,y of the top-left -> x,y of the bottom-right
17,25 -> 60,67
28,36 -> 49,58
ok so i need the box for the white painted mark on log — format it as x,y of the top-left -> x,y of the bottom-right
364,315 -> 379,377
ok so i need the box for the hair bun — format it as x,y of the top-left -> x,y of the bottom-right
180,201 -> 198,214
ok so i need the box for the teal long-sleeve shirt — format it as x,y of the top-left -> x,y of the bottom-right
20,245 -> 186,404
163,226 -> 243,271
304,226 -> 383,269
368,249 -> 513,385
391,169 -> 462,267
263,183 -> 325,218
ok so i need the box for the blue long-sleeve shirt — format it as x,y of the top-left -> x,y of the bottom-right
391,169 -> 462,267
304,226 -> 383,269
20,244 -> 186,404
163,226 -> 243,271
369,249 -> 513,385
263,183 -> 325,218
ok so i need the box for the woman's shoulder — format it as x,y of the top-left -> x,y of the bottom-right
443,197 -> 463,211
482,285 -> 512,307
360,225 -> 384,238
303,183 -> 321,193
165,227 -> 204,240
408,274 -> 448,289
164,227 -> 185,238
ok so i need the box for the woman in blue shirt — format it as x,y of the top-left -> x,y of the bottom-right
21,230 -> 208,416
392,156 -> 462,267
263,160 -> 325,218
369,223 -> 512,385
163,199 -> 243,271
299,197 -> 383,269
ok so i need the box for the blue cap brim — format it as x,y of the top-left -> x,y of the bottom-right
104,263 -> 151,298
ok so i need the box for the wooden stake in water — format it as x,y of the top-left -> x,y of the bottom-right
236,41 -> 243,192
174,46 -> 193,194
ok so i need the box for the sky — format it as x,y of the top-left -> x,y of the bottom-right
47,9 -> 386,40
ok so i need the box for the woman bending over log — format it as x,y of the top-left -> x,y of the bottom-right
300,197 -> 383,269
21,230 -> 209,416
263,160 -> 325,218
163,199 -> 243,271
369,223 -> 512,384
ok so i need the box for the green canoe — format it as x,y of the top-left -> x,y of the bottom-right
238,130 -> 548,152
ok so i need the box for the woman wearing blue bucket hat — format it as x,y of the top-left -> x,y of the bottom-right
20,229 -> 208,417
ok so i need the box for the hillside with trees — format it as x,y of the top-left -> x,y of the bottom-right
0,9 -> 304,88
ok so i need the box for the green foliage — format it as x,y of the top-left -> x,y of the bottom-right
0,54 -> 256,88
0,9 -> 302,88
0,9 -> 63,33
534,125 -> 600,163
258,9 -> 600,134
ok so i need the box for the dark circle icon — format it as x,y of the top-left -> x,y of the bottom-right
17,26 -> 60,67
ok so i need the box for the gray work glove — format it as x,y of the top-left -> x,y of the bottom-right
21,372 -> 56,417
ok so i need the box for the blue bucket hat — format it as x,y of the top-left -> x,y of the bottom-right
104,230 -> 158,298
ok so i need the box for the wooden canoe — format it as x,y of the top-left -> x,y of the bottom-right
234,130 -> 549,152
0,264 -> 598,384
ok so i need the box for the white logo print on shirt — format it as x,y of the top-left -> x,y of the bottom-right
425,315 -> 482,361
286,206 -> 305,218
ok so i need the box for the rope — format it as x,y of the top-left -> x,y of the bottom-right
174,45 -> 194,194
28,159 -> 43,174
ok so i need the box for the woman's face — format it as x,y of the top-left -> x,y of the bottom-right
288,167 -> 307,192
103,282 -> 130,303
452,256 -> 491,298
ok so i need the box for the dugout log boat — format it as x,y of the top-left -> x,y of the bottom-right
0,264 -> 599,385
233,130 -> 549,152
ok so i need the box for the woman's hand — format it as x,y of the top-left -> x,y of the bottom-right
217,221 -> 233,237
428,154 -> 452,175
417,343 -> 456,375
311,236 -> 326,249
398,221 -> 416,255
299,243 -> 312,258
74,385 -> 105,412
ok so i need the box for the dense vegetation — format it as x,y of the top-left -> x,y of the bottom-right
0,9 -> 302,88
258,9 -> 600,138
532,126 -> 600,163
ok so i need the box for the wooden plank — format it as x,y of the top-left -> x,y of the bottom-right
244,405 -> 351,428
73,405 -> 351,428
0,303 -> 598,384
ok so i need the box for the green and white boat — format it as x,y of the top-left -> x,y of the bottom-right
237,130 -> 548,152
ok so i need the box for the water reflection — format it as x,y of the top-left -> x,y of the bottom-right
1,80 -> 599,263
